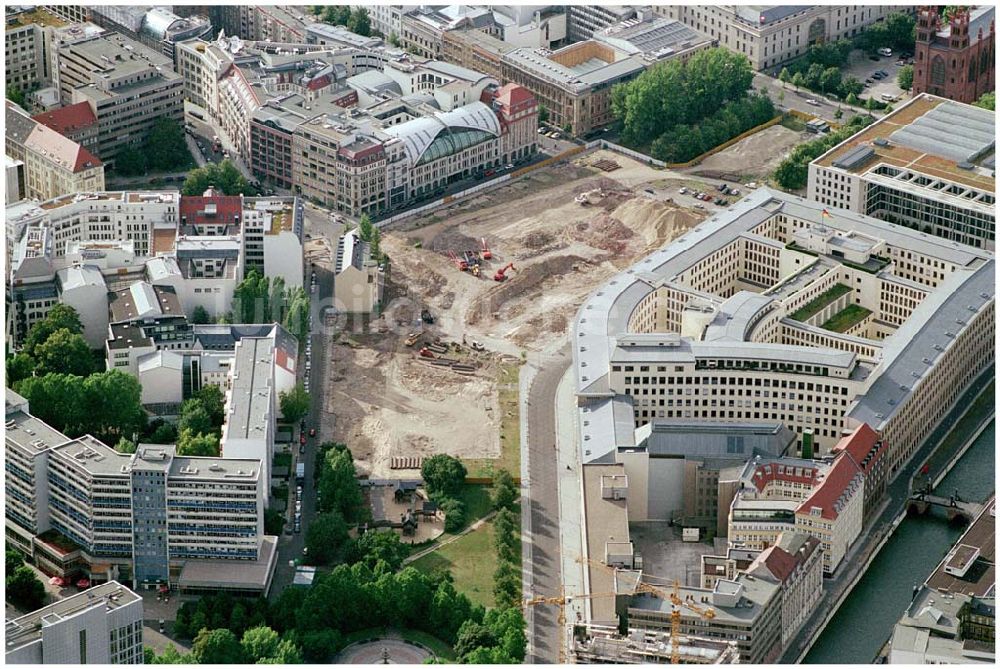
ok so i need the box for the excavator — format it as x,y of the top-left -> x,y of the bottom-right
480,238 -> 493,260
494,262 -> 515,282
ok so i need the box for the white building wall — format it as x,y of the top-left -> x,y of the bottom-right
646,457 -> 685,521
58,282 -> 109,348
262,231 -> 303,289
138,364 -> 183,406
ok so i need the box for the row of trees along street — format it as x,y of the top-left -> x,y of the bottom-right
772,114 -> 875,190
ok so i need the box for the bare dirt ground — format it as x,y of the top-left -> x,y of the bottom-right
693,124 -> 807,180
332,150 -> 705,477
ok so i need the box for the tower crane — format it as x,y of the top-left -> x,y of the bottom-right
575,556 -> 716,664
522,588 -> 618,664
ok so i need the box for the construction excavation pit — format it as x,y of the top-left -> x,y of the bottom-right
328,151 -> 705,477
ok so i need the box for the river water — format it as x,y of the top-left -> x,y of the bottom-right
804,421 -> 995,664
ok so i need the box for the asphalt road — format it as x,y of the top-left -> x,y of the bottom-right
523,348 -> 571,664
268,265 -> 336,599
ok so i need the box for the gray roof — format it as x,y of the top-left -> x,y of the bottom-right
50,436 -> 131,477
889,100 -> 995,163
226,336 -> 274,440
631,420 -> 795,459
848,259 -> 994,430
5,404 -> 71,457
595,17 -> 709,58
579,395 -> 635,463
734,6 -> 811,26
56,264 -> 106,293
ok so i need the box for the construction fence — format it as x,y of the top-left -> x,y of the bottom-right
376,175 -> 512,228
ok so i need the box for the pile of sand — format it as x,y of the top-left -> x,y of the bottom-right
611,199 -> 700,247
570,212 -> 635,255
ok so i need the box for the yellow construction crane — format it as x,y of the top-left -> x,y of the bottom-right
575,556 -> 716,664
522,589 -> 619,663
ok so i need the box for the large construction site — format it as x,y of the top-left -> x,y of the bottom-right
327,150 -> 707,478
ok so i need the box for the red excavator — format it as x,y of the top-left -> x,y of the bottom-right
480,238 -> 493,260
494,262 -> 515,282
448,250 -> 468,271
418,347 -> 436,358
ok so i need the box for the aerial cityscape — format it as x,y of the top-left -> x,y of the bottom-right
3,2 -> 995,666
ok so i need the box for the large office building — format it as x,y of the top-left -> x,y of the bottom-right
566,5 -> 638,42
4,581 -> 143,664
5,389 -> 277,595
808,93 -> 995,250
4,7 -> 62,94
913,6 -> 995,104
654,5 -> 902,71
89,5 -> 213,63
573,187 -> 993,477
54,30 -> 184,165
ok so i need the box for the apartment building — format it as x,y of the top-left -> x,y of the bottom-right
913,6 -> 995,104
220,336 -> 279,485
5,102 -> 104,202
808,93 -> 995,250
89,5 -> 213,63
242,197 -> 305,288
793,454 -> 864,574
4,581 -> 143,664
5,7 -> 61,93
333,228 -> 383,313
399,6 -> 500,60
654,5 -> 902,71
830,423 -> 888,520
56,31 -> 184,165
744,532 -> 824,647
31,102 -> 100,157
574,188 -> 993,482
6,393 -> 275,593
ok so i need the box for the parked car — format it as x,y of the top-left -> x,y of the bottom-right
714,198 -> 726,205
877,47 -> 892,57
806,98 -> 820,106
294,522 -> 301,533
694,203 -> 705,209
730,189 -> 740,196
679,187 -> 687,194
299,443 -> 305,455
872,72 -> 884,80
309,428 -> 316,437
644,188 -> 654,195
297,485 -> 303,496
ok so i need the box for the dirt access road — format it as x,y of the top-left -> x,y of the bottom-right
331,150 -> 705,478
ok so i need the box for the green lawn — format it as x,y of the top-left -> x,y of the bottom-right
455,484 -> 493,529
464,363 -> 521,477
789,283 -> 852,321
821,304 -> 872,333
780,113 -> 808,132
411,520 -> 499,608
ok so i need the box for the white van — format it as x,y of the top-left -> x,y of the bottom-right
880,93 -> 899,102
878,47 -> 892,57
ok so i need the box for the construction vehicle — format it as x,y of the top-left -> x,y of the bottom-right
447,250 -> 468,271
404,332 -> 421,347
418,347 -> 435,358
470,340 -> 485,352
464,250 -> 481,277
494,262 -> 515,282
480,238 -> 493,260
420,309 -> 435,324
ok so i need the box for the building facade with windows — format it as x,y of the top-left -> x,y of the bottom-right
913,6 -> 995,104
573,188 -> 994,476
654,5 -> 902,71
4,581 -> 143,665
808,94 -> 995,251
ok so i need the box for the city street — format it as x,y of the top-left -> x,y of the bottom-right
521,346 -> 571,664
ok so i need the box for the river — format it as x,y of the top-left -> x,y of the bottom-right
804,420 -> 995,664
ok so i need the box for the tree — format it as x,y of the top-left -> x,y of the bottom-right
884,12 -> 916,52
192,628 -> 245,664
897,64 -> 914,91
454,621 -> 495,659
115,437 -> 137,454
352,531 -> 407,571
973,92 -> 995,111
777,89 -> 785,107
6,548 -> 24,576
791,72 -> 805,91
177,428 -> 220,457
492,559 -> 521,610
6,84 -> 26,107
34,329 -> 94,377
492,470 -> 518,510
182,161 -> 255,196
778,67 -> 791,88
440,497 -> 465,533
866,96 -> 878,115
6,565 -> 46,611
264,507 -> 285,535
833,108 -> 844,121
773,157 -> 809,191
115,147 -> 147,176
347,7 -> 371,36
147,421 -> 178,444
192,305 -> 211,324
388,31 -> 400,47
819,67 -> 842,94
193,384 -> 226,428
369,227 -> 382,263
305,511 -> 350,566
300,629 -> 342,663
6,353 -> 35,387
492,507 -> 517,561
241,625 -> 280,663
283,288 -> 310,346
22,304 -> 84,357
145,118 -> 190,172
146,645 -> 193,664
83,370 -> 146,443
421,454 -> 468,498
265,638 -> 303,664
845,92 -> 860,107
279,384 -> 310,424
179,400 -> 213,437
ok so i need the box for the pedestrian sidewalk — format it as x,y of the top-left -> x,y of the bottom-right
554,365 -> 587,624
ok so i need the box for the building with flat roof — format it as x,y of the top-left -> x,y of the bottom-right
5,6 -> 63,95
5,101 -> 104,202
89,5 -> 213,63
400,5 -> 501,60
655,5 -> 902,71
914,6 -> 995,104
334,228 -> 384,313
4,581 -> 143,664
566,5 -> 637,42
55,30 -> 184,165
573,188 -> 994,480
808,93 -> 995,250
569,623 -> 741,663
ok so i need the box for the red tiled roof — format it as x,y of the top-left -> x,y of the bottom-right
32,102 -> 97,136
306,74 -> 331,91
751,462 -> 820,492
831,423 -> 884,475
798,455 -> 862,521
25,123 -> 101,173
496,83 -> 535,108
179,195 -> 244,230
756,545 -> 800,583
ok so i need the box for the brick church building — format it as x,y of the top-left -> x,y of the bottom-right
913,6 -> 994,104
